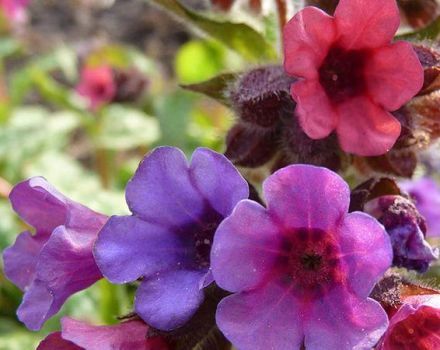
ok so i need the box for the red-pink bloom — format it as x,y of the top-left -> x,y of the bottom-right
37,317 -> 170,350
377,294 -> 440,350
283,0 -> 424,156
76,65 -> 116,110
0,0 -> 29,22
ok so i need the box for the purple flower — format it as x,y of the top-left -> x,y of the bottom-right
2,177 -> 107,331
211,165 -> 392,350
37,317 -> 170,350
94,147 -> 248,331
365,195 -> 439,273
400,177 -> 440,237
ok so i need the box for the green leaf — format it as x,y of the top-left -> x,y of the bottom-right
97,105 -> 160,150
180,72 -> 237,106
147,0 -> 277,61
396,16 -> 440,40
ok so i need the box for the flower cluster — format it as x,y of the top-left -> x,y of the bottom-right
3,0 -> 440,349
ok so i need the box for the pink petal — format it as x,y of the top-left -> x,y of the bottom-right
62,317 -> 169,350
216,282 -> 304,350
211,200 -> 282,292
37,332 -> 81,350
291,80 -> 338,139
334,0 -> 400,50
305,286 -> 388,350
366,41 -> 424,111
335,96 -> 401,156
262,164 -> 350,231
283,6 -> 336,79
339,212 -> 392,297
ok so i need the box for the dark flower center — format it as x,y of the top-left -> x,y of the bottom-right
388,306 -> 440,349
278,227 -> 344,299
319,46 -> 367,103
182,207 -> 223,270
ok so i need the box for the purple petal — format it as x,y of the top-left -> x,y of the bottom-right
189,148 -> 248,217
3,231 -> 45,290
262,165 -> 350,230
37,332 -> 82,350
17,225 -> 103,331
339,212 -> 392,297
61,317 -> 168,350
304,286 -> 388,350
94,215 -> 189,284
216,282 -> 303,350
9,177 -> 68,235
126,147 -> 206,227
135,269 -> 205,331
211,200 -> 282,292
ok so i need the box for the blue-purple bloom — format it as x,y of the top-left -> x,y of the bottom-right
365,195 -> 439,273
2,177 -> 107,331
211,165 -> 392,350
94,146 -> 248,330
400,177 -> 440,238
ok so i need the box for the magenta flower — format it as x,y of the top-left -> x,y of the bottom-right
400,177 -> 440,237
211,165 -> 392,350
377,294 -> 440,350
76,65 -> 116,110
283,0 -> 424,156
37,317 -> 170,350
94,147 -> 248,331
2,177 -> 107,330
0,0 -> 30,22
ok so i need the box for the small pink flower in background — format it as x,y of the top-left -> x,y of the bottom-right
76,65 -> 116,110
37,317 -> 170,350
400,177 -> 440,237
0,0 -> 29,22
283,0 -> 424,156
377,294 -> 440,350
211,165 -> 392,350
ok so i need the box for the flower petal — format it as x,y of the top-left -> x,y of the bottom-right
211,200 -> 282,292
216,282 -> 303,350
305,287 -> 388,350
189,148 -> 248,217
291,80 -> 338,139
94,215 -> 188,284
339,212 -> 392,297
126,147 -> 206,228
335,0 -> 400,50
283,6 -> 336,79
336,96 -> 401,156
135,269 -> 205,331
37,332 -> 81,350
61,317 -> 169,350
366,41 -> 424,111
263,165 -> 350,231
3,231 -> 44,290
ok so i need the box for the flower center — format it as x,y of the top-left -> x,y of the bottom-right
279,227 -> 344,299
319,46 -> 367,103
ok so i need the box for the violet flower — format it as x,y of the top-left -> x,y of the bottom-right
283,0 -> 423,156
211,164 -> 392,350
37,317 -> 169,350
365,195 -> 439,272
2,177 -> 107,330
400,177 -> 440,237
94,146 -> 248,331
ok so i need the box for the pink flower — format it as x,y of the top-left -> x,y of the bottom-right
283,0 -> 424,156
76,65 -> 116,110
37,317 -> 170,350
211,164 -> 393,350
377,294 -> 440,350
0,0 -> 29,22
